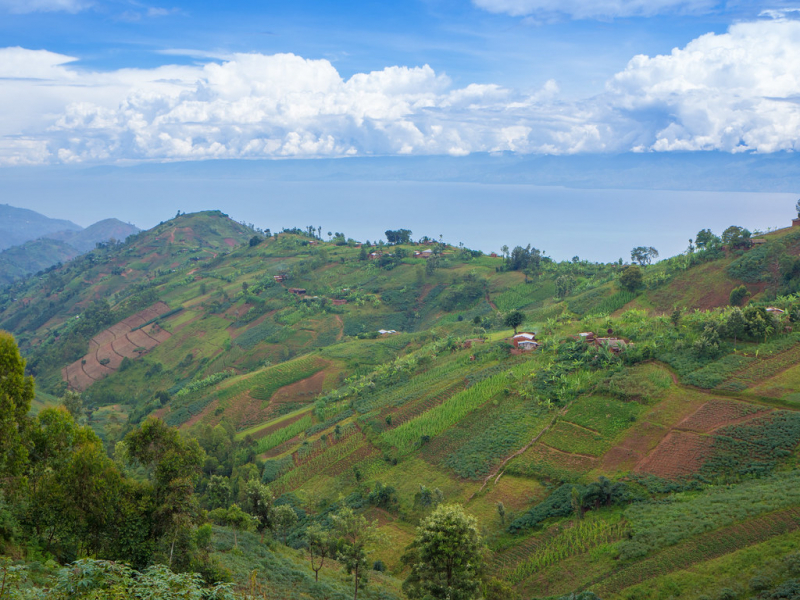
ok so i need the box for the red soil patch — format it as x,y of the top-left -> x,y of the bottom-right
599,421 -> 668,473
271,371 -> 327,403
63,301 -> 172,391
223,238 -> 236,248
676,400 -> 769,433
634,431 -> 714,479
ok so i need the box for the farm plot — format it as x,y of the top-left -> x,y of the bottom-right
717,343 -> 800,391
510,519 -> 628,585
592,507 -> 800,597
505,442 -> 597,482
675,399 -> 767,433
633,431 -> 714,479
267,433 -> 367,496
699,410 -> 800,479
540,421 -> 605,457
443,403 -> 551,479
63,301 -> 173,391
381,365 -> 521,454
252,415 -> 313,454
562,395 -> 643,438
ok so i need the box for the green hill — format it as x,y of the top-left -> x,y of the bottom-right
4,214 -> 800,599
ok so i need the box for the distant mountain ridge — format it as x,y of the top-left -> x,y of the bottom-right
0,207 -> 140,286
0,204 -> 81,251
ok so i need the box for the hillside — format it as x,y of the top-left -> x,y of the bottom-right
0,203 -> 81,250
0,237 -> 82,285
4,213 -> 800,599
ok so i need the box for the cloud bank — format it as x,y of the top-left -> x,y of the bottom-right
1,17 -> 800,164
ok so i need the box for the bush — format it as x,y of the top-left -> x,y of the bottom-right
730,285 -> 750,306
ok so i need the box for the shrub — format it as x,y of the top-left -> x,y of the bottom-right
730,284 -> 750,306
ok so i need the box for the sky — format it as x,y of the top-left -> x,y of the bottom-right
2,0 -> 800,165
1,0 -> 799,260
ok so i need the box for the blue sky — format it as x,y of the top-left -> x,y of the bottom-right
2,0 -> 800,165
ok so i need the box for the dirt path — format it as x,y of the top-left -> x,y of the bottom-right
469,405 -> 568,500
486,293 -> 498,311
334,314 -> 344,341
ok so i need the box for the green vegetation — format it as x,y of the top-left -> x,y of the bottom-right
4,210 -> 800,599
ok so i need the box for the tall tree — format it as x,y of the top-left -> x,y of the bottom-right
0,331 -> 33,478
332,507 -> 381,600
504,310 -> 525,335
124,418 -> 204,566
306,523 -> 331,582
402,504 -> 485,600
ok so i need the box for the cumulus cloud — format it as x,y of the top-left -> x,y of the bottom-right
1,17 -> 800,164
472,0 -> 719,19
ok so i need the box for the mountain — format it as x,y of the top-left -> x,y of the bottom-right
4,210 -> 800,599
0,203 -> 81,251
44,217 -> 140,253
0,214 -> 140,286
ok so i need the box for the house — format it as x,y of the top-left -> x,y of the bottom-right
752,238 -> 767,245
273,275 -> 285,282
378,329 -> 398,335
766,307 -> 785,314
331,299 -> 348,305
490,252 -> 498,258
309,240 -> 319,246
369,252 -> 383,260
288,287 -> 307,295
517,340 -> 539,351
512,332 -> 537,349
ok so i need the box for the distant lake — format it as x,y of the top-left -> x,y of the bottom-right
1,174 -> 795,262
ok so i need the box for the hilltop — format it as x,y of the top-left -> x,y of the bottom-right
4,211 -> 800,599
0,203 -> 81,250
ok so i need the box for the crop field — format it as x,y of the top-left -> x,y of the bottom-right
387,379 -> 468,430
252,414 -> 313,454
675,398 -> 767,432
716,342 -> 800,391
267,432 -> 367,496
212,355 -> 328,404
700,410 -> 800,479
441,400 -> 550,479
505,442 -> 597,481
540,421 -> 606,457
562,395 -> 644,437
634,430 -> 714,478
381,364 -> 523,454
592,507 -> 800,597
494,281 -> 556,311
510,518 -> 628,584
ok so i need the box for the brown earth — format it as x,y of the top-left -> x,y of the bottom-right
633,430 -> 715,478
598,420 -> 668,473
62,301 -> 173,391
271,370 -> 328,403
676,399 -> 770,433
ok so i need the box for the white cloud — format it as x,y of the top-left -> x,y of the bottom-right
472,0 -> 718,19
1,17 -> 800,164
0,0 -> 92,13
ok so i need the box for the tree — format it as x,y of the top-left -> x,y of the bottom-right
555,274 -> 576,299
224,504 -> 254,549
385,229 -> 412,245
618,265 -> 643,292
695,229 -> 720,250
504,310 -> 525,334
205,475 -> 231,509
721,226 -> 752,249
332,507 -> 381,600
496,502 -> 505,526
401,504 -> 485,600
725,307 -> 746,347
124,418 -> 204,566
306,523 -> 331,582
729,284 -> 750,307
61,390 -> 84,422
631,246 -> 658,266
0,331 -> 33,478
500,245 -> 509,265
272,504 -> 298,545
243,480 -> 274,542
